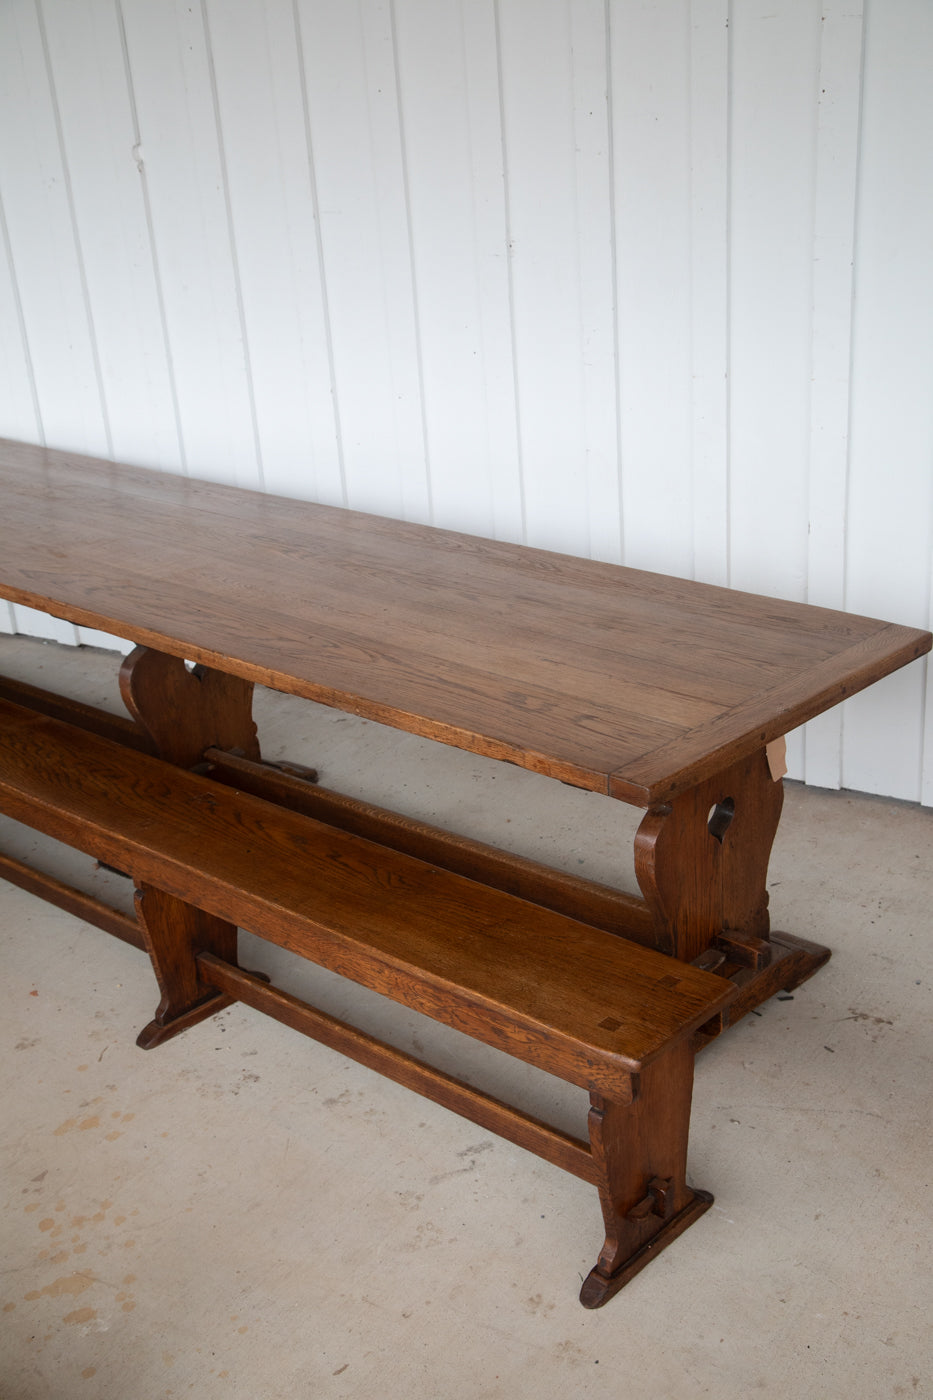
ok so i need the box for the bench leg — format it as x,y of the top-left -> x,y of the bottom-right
134,884 -> 239,1049
580,1038 -> 711,1307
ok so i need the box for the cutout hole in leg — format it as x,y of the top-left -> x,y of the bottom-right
707,797 -> 735,843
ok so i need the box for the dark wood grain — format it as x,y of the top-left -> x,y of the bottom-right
0,671 -> 153,752
581,1038 -> 704,1306
635,748 -> 784,962
0,699 -> 735,1090
1,438 -> 928,804
0,696 -> 726,1299
120,645 -> 260,767
202,746 -> 656,945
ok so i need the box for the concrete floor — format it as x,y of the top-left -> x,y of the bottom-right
1,635 -> 931,1400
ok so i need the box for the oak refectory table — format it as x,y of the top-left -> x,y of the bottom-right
0,437 -> 929,1305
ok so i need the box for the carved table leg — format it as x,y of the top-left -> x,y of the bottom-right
134,884 -> 239,1049
580,1038 -> 711,1307
119,645 -> 260,768
633,748 -> 830,1033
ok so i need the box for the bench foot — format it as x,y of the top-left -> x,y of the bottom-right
137,990 -> 237,1049
580,1187 -> 713,1308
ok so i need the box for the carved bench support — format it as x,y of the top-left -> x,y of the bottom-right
580,1038 -> 709,1307
135,885 -> 239,1048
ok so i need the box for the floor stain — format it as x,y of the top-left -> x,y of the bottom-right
842,1008 -> 894,1026
24,1271 -> 96,1302
53,1115 -> 100,1136
63,1306 -> 97,1326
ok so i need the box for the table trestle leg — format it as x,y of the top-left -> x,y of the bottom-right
119,645 -> 260,768
634,749 -> 784,964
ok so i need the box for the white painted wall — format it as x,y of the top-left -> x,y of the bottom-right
1,0 -> 930,803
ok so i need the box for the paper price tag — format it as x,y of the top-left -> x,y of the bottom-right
766,736 -> 787,781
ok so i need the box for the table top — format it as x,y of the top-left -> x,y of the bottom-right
1,438 -> 929,806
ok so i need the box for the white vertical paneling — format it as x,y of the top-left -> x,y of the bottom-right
39,0 -> 182,472
801,0 -> 865,791
568,1 -> 622,563
201,0 -> 342,504
118,0 -> 261,488
0,192 -> 42,445
728,0 -> 820,602
924,571 -> 933,808
498,0 -> 618,558
296,0 -> 429,522
841,0 -> 933,802
688,0 -> 730,587
612,0 -> 694,576
392,0 -> 522,541
0,0 -> 109,456
0,0 -> 85,646
728,0 -> 822,779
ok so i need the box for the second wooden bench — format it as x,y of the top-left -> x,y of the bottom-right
0,696 -> 735,1307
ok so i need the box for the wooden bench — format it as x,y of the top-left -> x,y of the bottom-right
0,695 -> 734,1307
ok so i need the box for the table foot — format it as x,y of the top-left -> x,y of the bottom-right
580,1189 -> 714,1308
695,930 -> 832,1045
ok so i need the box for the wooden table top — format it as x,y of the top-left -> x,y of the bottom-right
1,438 -> 929,805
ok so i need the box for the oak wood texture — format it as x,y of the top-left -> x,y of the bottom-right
120,644 -> 260,767
133,882 -> 239,1042
581,1039 -> 707,1307
1,438 -> 929,805
0,666 -> 654,947
0,699 -> 735,1089
635,748 -> 784,961
202,745 -> 656,945
0,697 -> 726,1299
0,671 -> 153,752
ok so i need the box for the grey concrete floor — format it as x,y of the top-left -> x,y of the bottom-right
1,635 -> 931,1400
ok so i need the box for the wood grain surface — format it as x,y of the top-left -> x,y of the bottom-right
0,698 -> 734,1084
1,439 -> 928,804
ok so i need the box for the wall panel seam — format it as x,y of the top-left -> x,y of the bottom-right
388,0 -> 433,524
0,189 -> 43,444
199,0 -> 265,491
34,0 -> 112,458
292,0 -> 348,508
114,0 -> 187,474
492,0 -> 527,545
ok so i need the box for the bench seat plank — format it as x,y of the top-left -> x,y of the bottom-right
0,698 -> 733,1092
